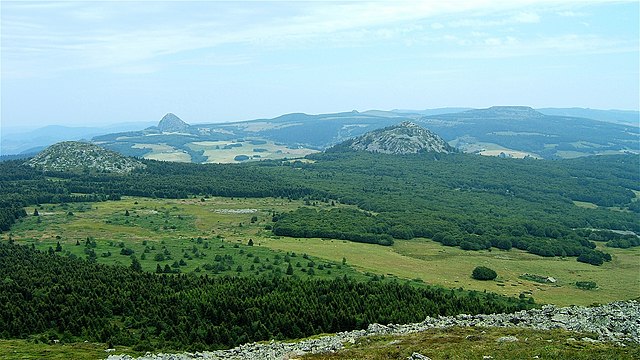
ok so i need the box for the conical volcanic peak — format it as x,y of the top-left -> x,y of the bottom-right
158,113 -> 189,132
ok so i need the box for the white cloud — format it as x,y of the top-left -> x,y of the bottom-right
557,10 -> 587,17
431,34 -> 636,59
1,0 -> 635,78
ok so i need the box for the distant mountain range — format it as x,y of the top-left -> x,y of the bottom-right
1,121 -> 156,156
2,107 -> 637,162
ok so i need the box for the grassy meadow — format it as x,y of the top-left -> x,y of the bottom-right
5,197 -> 366,281
4,196 -> 639,306
0,340 -> 136,360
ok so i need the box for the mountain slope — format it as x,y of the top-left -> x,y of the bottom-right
25,141 -> 146,174
344,121 -> 454,154
418,106 -> 639,158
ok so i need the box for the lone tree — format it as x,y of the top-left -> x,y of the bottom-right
248,238 -> 254,246
130,255 -> 142,272
472,266 -> 497,280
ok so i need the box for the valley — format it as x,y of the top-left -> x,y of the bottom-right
5,196 -> 638,306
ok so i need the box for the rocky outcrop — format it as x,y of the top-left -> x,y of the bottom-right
106,300 -> 640,360
347,122 -> 454,154
25,141 -> 145,174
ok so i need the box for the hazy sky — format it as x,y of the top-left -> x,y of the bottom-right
1,1 -> 638,128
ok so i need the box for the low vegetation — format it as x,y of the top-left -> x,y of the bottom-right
472,266 -> 497,280
301,327 -> 640,360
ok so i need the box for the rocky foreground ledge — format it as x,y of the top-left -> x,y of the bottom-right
107,300 -> 639,360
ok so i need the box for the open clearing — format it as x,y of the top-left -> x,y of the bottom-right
259,237 -> 640,306
4,197 -> 639,306
132,143 -> 192,162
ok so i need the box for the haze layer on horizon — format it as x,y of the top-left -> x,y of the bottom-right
1,0 -> 638,128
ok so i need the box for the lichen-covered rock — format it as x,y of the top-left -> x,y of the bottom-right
25,141 -> 145,174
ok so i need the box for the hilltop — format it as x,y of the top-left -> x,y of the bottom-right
157,113 -> 190,133
340,121 -> 454,154
24,141 -> 146,174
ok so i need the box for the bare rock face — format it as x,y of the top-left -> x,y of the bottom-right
158,113 -> 190,133
25,141 -> 145,174
347,122 -> 454,154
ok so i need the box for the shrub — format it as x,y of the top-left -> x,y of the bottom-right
576,281 -> 598,290
472,266 -> 497,280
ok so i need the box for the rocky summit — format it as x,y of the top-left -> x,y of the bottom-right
158,113 -> 190,133
25,141 -> 146,174
347,122 -> 454,155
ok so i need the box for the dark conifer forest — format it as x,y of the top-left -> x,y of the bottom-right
0,241 -> 531,350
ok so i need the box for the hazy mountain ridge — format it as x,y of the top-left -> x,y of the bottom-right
5,107 -> 638,162
344,121 -> 454,154
0,122 -> 156,156
25,141 -> 146,174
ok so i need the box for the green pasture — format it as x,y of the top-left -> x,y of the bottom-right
259,236 -> 639,306
4,196 -> 639,306
5,197 -> 364,281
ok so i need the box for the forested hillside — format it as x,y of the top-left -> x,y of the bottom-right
0,241 -> 531,350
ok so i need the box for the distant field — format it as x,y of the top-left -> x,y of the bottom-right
132,143 -> 192,162
479,149 -> 538,159
189,139 -> 319,163
573,200 -> 599,209
451,140 -> 541,159
4,197 -> 639,306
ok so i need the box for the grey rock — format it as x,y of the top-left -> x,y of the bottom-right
496,336 -> 519,342
408,352 -> 431,360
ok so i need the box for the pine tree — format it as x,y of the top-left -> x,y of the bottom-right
130,255 -> 142,272
55,241 -> 62,252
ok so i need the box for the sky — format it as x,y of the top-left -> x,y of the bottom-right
1,0 -> 638,129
